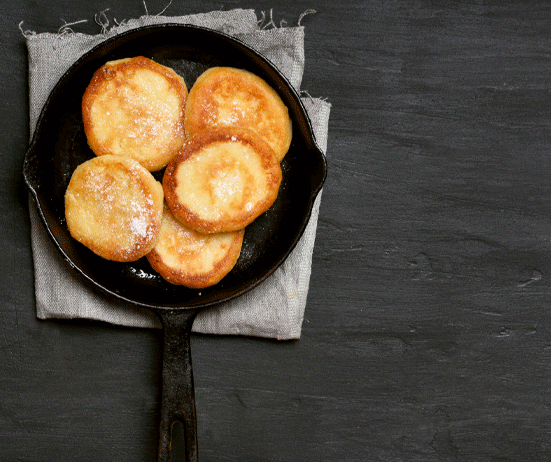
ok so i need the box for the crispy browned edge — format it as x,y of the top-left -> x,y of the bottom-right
183,66 -> 292,162
163,127 -> 282,234
64,155 -> 164,262
81,56 -> 188,170
146,225 -> 245,288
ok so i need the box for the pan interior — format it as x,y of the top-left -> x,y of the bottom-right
24,25 -> 326,309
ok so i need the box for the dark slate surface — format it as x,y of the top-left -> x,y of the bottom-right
2,1 -> 551,461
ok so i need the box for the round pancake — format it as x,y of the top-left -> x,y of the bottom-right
163,127 -> 282,234
147,205 -> 244,288
184,66 -> 292,162
65,155 -> 164,262
82,56 -> 188,171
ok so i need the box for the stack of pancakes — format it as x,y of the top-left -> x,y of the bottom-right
65,57 -> 292,288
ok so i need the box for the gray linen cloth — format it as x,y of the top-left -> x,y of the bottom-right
24,8 -> 330,340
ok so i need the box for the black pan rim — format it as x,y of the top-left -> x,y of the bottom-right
23,23 -> 327,311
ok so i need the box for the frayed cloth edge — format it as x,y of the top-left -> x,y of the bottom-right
19,7 -> 317,39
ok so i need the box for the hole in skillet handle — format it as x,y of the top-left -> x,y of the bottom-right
22,24 -> 327,462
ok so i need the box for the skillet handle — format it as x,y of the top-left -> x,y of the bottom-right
155,309 -> 200,462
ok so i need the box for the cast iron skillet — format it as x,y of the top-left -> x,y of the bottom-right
23,24 -> 326,462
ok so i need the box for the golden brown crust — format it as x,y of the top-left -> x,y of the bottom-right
184,67 -> 292,162
146,205 -> 244,288
163,127 -> 282,234
82,56 -> 188,171
64,155 -> 164,262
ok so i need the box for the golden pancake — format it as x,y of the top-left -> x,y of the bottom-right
184,67 -> 292,162
65,155 -> 164,262
147,205 -> 244,288
163,127 -> 282,234
82,56 -> 188,171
